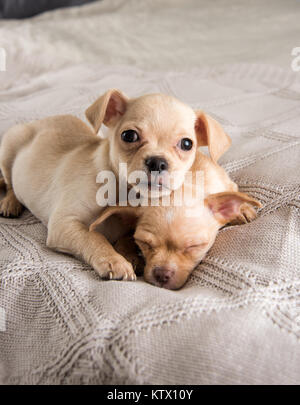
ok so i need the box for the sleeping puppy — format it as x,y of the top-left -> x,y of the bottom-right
0,89 -> 230,281
90,151 -> 261,289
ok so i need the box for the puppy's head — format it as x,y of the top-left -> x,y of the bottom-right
90,192 -> 261,290
86,89 -> 231,192
134,192 -> 260,289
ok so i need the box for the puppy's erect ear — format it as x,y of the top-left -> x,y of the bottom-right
195,111 -> 231,162
89,206 -> 141,232
85,89 -> 129,133
205,191 -> 262,225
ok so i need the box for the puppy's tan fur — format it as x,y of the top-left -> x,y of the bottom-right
91,151 -> 261,289
0,90 -> 231,281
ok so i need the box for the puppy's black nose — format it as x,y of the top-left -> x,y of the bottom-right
145,156 -> 168,173
153,267 -> 174,285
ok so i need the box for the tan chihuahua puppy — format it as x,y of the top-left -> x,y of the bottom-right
90,151 -> 261,290
0,89 -> 230,281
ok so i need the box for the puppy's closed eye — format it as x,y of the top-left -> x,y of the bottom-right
184,242 -> 208,253
135,239 -> 153,250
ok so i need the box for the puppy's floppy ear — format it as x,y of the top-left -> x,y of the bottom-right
205,191 -> 262,225
89,206 -> 141,232
195,111 -> 231,162
85,89 -> 129,133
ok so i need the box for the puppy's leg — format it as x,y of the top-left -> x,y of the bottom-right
114,234 -> 145,276
0,173 -> 24,219
0,124 -> 31,218
0,171 -> 24,218
0,184 -> 24,217
47,216 -> 136,281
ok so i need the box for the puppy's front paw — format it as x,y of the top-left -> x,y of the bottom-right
92,254 -> 137,281
0,195 -> 23,218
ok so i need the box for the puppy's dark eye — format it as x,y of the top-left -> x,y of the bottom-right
179,138 -> 193,151
121,130 -> 139,143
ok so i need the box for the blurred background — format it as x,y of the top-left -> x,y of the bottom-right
0,1 -> 96,19
0,0 -> 299,81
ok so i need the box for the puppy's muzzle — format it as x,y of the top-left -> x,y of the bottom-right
145,156 -> 168,174
153,266 -> 174,286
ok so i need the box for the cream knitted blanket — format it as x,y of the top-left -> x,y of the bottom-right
0,0 -> 300,385
0,62 -> 299,384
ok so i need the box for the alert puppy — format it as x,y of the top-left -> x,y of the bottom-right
91,151 -> 261,290
0,89 -> 230,281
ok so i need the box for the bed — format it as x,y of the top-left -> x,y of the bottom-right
0,0 -> 299,384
